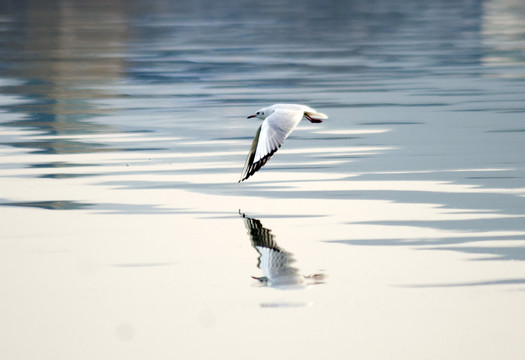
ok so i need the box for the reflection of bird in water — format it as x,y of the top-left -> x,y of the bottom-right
240,211 -> 325,289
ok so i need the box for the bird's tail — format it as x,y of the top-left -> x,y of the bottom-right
305,110 -> 328,120
304,110 -> 328,123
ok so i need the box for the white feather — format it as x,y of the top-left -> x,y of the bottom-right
239,104 -> 327,182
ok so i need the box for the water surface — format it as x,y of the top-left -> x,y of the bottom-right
1,0 -> 525,359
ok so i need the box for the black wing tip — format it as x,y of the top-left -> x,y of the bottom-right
238,173 -> 249,182
238,146 -> 280,183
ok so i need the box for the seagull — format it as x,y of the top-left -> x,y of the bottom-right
239,104 -> 328,182
240,211 -> 325,289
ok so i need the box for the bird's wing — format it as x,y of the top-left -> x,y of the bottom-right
241,212 -> 301,287
257,246 -> 299,280
239,110 -> 301,182
242,215 -> 281,251
238,121 -> 285,182
241,214 -> 298,279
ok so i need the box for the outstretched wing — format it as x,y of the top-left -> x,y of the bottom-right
239,110 -> 301,182
239,120 -> 287,182
241,213 -> 299,281
241,214 -> 280,251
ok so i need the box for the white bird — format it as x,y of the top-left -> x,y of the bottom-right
239,104 -> 328,182
240,211 -> 325,289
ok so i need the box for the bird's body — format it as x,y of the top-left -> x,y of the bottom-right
239,104 -> 328,182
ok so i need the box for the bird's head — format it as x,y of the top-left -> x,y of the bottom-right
247,107 -> 271,120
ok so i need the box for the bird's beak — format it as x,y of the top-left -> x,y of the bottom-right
247,115 -> 256,119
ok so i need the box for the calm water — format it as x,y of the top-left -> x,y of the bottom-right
1,0 -> 525,359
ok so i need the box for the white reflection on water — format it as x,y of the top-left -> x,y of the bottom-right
241,211 -> 325,290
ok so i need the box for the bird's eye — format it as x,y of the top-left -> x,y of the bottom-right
256,112 -> 260,115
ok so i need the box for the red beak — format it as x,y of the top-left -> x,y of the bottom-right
247,115 -> 256,119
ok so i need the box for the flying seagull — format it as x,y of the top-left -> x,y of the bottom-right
239,104 -> 328,182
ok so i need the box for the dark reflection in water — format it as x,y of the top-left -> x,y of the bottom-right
240,212 -> 324,289
30,161 -> 98,178
40,173 -> 96,179
403,278 -> 525,289
29,162 -> 95,169
332,233 -> 525,263
1,200 -> 92,210
0,199 -> 184,213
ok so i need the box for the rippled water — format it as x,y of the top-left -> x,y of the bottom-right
1,0 -> 525,359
